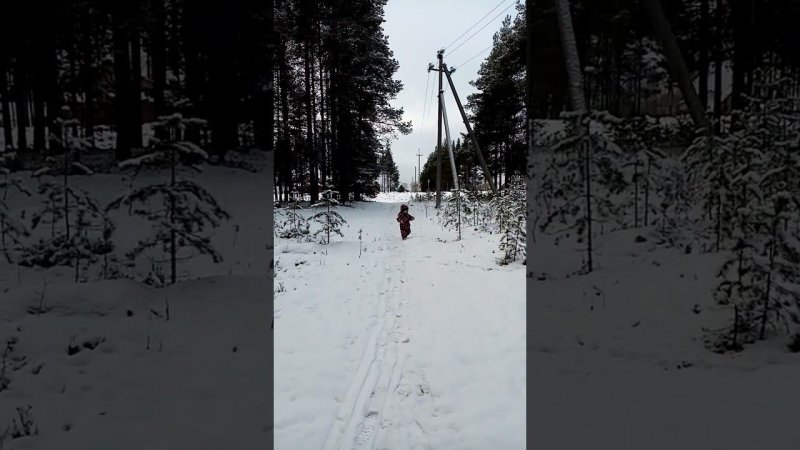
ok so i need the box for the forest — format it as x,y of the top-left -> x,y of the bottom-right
0,0 -> 272,166
528,0 -> 800,124
273,0 -> 410,203
275,0 -> 527,202
529,0 -> 800,352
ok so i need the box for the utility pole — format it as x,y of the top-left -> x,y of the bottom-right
441,63 -> 498,195
640,0 -> 708,130
417,148 -> 422,190
430,50 -> 444,207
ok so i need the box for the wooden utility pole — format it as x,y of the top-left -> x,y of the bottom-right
554,0 -> 586,114
434,51 -> 445,207
417,148 -> 422,186
640,0 -> 709,130
441,63 -> 497,195
441,95 -> 459,191
554,0 -> 593,272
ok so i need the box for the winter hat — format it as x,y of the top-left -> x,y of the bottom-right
401,204 -> 408,211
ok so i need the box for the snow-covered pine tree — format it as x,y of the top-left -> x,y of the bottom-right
614,116 -> 666,229
710,193 -> 800,352
106,113 -> 230,285
680,127 -> 737,252
466,189 -> 492,232
709,76 -> 800,352
439,188 -> 470,240
0,152 -> 31,263
652,156 -> 698,248
537,110 -> 629,272
308,189 -> 346,244
21,123 -> 106,281
494,176 -> 526,265
95,212 -> 120,280
276,195 -> 311,240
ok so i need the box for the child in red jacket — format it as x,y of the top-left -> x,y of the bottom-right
396,204 -> 415,240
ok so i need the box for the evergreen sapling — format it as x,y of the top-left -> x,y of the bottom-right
106,114 -> 230,285
309,189 -> 346,244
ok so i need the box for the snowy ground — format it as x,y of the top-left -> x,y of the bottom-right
274,194 -> 525,449
529,228 -> 800,450
0,155 -> 271,449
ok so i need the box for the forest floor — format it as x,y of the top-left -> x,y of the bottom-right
274,192 -> 526,450
528,228 -> 800,450
0,155 -> 270,449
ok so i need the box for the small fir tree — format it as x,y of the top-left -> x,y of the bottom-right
494,176 -> 526,265
0,152 -> 31,263
21,125 -> 105,281
309,189 -> 346,244
106,114 -> 230,285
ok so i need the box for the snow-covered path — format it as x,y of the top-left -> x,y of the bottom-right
274,196 -> 525,449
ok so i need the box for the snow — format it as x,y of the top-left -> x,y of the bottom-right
529,228 -> 800,449
274,196 -> 525,449
0,154 -> 270,449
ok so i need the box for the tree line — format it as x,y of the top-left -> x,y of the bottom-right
273,0 -> 410,204
528,0 -> 800,129
0,0 -> 271,166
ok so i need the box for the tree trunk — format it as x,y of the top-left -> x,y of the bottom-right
32,72 -> 46,152
112,10 -> 132,160
554,0 -> 586,113
305,42 -> 319,203
731,0 -> 752,114
0,64 -> 13,150
14,59 -> 28,152
699,0 -> 710,110
318,58 -> 328,189
713,4 -> 723,135
182,1 -> 206,143
81,12 -> 97,149
207,1 -> 238,159
151,0 -> 167,122
130,32 -> 143,149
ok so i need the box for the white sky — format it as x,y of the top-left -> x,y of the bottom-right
383,0 -> 520,186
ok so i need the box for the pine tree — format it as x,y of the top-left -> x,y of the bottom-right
21,124 -> 104,281
106,114 -> 230,286
494,175 -> 526,265
614,116 -> 666,229
439,188 -> 470,240
0,152 -> 30,263
708,77 -> 800,352
537,111 -> 629,272
308,189 -> 345,244
276,195 -> 311,241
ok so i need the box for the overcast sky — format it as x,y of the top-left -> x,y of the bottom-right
383,0 -> 520,187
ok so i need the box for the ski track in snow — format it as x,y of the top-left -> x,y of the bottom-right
275,197 -> 525,449
322,218 -> 420,450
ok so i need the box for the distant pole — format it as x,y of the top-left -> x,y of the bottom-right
417,148 -> 422,187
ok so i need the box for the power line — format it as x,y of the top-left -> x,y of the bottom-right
418,80 -> 442,153
442,0 -> 510,51
419,69 -> 433,140
447,1 -> 517,57
453,43 -> 494,70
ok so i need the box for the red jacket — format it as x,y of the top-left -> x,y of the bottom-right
397,211 -> 414,224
